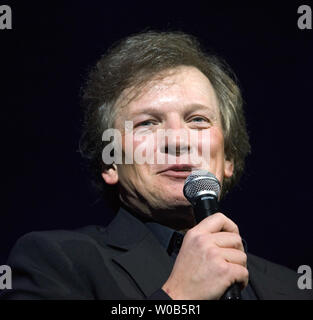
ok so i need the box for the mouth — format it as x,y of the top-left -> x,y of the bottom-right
157,165 -> 196,179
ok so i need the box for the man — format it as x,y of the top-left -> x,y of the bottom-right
1,31 -> 312,300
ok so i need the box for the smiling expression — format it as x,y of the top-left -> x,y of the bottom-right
101,66 -> 234,224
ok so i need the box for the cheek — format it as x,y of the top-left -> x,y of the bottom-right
118,133 -> 155,181
192,130 -> 210,158
209,128 -> 225,158
123,132 -> 157,164
191,129 -> 224,162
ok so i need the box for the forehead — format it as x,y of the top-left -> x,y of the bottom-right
115,66 -> 220,120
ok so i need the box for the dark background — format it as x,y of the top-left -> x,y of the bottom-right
1,1 -> 312,272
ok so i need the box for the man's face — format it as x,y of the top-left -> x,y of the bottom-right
102,66 -> 233,221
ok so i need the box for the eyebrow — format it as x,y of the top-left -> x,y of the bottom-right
129,103 -> 218,118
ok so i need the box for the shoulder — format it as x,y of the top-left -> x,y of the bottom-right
16,225 -> 105,243
248,253 -> 297,278
7,225 -> 116,273
247,253 -> 313,300
2,226 -> 116,299
9,226 -> 106,258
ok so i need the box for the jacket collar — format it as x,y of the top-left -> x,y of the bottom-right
103,207 -> 174,297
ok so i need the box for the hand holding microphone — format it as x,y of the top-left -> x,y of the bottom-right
162,170 -> 248,300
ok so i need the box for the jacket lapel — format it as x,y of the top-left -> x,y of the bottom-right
105,207 -> 174,297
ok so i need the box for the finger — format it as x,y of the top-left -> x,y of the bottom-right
226,262 -> 249,289
196,212 -> 239,234
219,248 -> 247,267
212,232 -> 245,251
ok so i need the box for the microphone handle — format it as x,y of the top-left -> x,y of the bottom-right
194,195 -> 242,300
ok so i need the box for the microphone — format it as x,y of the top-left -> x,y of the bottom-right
183,170 -> 242,300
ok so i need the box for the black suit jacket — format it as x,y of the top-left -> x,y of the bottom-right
1,207 -> 312,300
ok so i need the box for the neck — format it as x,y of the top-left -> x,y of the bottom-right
120,199 -> 196,231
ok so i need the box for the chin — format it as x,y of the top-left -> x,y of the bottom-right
163,196 -> 190,208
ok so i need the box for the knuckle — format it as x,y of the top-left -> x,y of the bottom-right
236,251 -> 247,266
242,267 -> 249,286
216,213 -> 239,234
234,234 -> 243,249
185,229 -> 204,246
185,228 -> 196,240
217,261 -> 230,276
232,222 -> 240,234
239,253 -> 247,268
207,246 -> 220,259
243,267 -> 249,277
242,252 -> 247,265
244,267 -> 249,278
239,265 -> 249,280
215,212 -> 226,220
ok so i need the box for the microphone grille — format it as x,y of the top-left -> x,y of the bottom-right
183,170 -> 221,204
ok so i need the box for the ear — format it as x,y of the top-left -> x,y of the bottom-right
224,158 -> 234,178
101,164 -> 119,185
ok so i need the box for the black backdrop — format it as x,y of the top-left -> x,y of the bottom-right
1,1 -> 312,273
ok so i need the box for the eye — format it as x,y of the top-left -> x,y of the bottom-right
136,120 -> 156,127
187,115 -> 212,129
191,117 -> 207,122
189,116 -> 211,124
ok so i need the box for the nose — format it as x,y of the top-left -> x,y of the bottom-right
162,133 -> 191,156
159,117 -> 191,157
